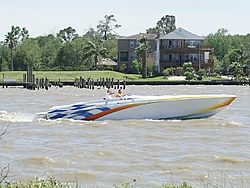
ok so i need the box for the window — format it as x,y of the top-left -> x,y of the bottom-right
136,42 -> 140,47
193,54 -> 197,62
120,52 -> 128,61
169,54 -> 172,60
190,55 -> 193,61
130,41 -> 134,48
130,53 -> 134,59
190,41 -> 196,46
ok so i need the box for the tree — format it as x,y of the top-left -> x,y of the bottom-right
227,46 -> 248,77
4,25 -> 29,71
82,41 -> 108,69
146,15 -> 176,34
135,36 -> 151,78
0,45 -> 9,71
131,59 -> 142,74
14,38 -> 41,70
156,15 -> 176,34
83,27 -> 102,43
183,62 -> 195,80
97,15 -> 121,40
146,27 -> 158,34
146,54 -> 156,76
56,38 -> 86,70
197,69 -> 206,80
57,27 -> 77,42
83,27 -> 118,61
205,28 -> 231,61
20,27 -> 29,42
37,34 -> 62,70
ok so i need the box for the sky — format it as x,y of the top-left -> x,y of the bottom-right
1,0 -> 250,41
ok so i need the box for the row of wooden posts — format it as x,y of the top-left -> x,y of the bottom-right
23,74 -> 50,90
24,74 -> 126,91
24,66 -> 126,90
73,77 -> 126,90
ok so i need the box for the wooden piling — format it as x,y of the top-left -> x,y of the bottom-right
123,79 -> 126,90
79,77 -> 83,88
23,74 -> 27,88
117,79 -> 120,89
111,78 -> 114,88
36,78 -> 39,89
92,79 -> 94,90
45,78 -> 49,90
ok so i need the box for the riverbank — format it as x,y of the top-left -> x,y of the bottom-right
0,71 -> 249,89
0,77 -> 248,90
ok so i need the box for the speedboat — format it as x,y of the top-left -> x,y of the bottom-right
37,94 -> 236,121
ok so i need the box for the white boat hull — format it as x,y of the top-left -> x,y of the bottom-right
41,94 -> 236,121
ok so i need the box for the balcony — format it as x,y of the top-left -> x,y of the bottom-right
160,45 -> 213,53
160,59 -> 214,72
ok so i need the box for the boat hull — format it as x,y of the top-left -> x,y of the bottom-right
41,94 -> 236,121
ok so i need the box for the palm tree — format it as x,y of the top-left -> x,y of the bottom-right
4,26 -> 21,71
135,36 -> 151,78
82,41 -> 108,69
4,26 -> 29,71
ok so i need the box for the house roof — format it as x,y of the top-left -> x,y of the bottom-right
120,33 -> 158,40
159,27 -> 204,40
98,58 -> 118,66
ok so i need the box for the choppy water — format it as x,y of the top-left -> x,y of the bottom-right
0,85 -> 249,187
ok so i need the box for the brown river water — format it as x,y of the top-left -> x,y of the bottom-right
0,85 -> 249,187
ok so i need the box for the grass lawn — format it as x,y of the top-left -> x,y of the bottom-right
0,71 -> 168,82
0,70 -> 230,82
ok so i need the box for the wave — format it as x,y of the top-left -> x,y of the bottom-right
213,155 -> 243,163
0,111 -> 37,123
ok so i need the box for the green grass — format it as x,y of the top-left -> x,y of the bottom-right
0,70 -> 231,82
0,70 -> 173,82
1,71 -> 129,82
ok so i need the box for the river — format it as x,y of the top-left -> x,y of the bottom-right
0,85 -> 249,187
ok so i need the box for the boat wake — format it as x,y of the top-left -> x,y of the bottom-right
0,111 -> 37,123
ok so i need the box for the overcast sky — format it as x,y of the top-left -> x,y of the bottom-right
1,0 -> 249,41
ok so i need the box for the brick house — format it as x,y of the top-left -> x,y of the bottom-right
117,33 -> 158,73
117,27 -> 213,74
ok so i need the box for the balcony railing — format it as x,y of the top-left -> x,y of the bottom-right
160,59 -> 214,71
160,45 -> 212,51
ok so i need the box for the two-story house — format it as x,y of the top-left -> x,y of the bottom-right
156,27 -> 213,73
117,27 -> 213,74
117,33 -> 158,73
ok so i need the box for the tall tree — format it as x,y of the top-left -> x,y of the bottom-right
156,15 -> 176,34
57,27 -> 77,42
146,15 -> 176,34
14,38 -> 41,70
20,27 -> 29,42
227,46 -> 248,77
135,36 -> 151,78
97,15 -> 121,40
56,37 -> 86,70
38,34 -> 62,70
82,41 -> 108,69
83,27 -> 102,43
0,45 -> 9,71
4,25 -> 29,71
205,28 -> 231,61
